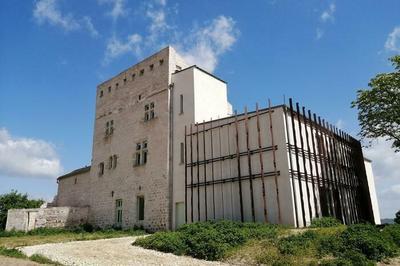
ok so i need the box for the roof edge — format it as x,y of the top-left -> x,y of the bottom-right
57,166 -> 91,181
172,65 -> 227,84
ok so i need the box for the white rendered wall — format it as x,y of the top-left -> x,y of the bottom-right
181,106 -> 295,227
171,67 -> 232,229
364,160 -> 381,224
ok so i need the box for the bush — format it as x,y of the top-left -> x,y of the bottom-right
340,224 -> 397,261
134,232 -> 187,255
278,230 -> 318,255
134,220 -> 279,261
383,224 -> 400,247
310,217 -> 342,228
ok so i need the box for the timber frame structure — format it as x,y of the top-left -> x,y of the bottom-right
184,98 -> 375,227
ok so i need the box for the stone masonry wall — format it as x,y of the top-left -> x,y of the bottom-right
56,170 -> 91,207
89,47 -> 188,231
6,207 -> 89,231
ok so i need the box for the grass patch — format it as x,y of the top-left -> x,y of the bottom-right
29,254 -> 63,265
0,226 -> 145,249
0,246 -> 26,258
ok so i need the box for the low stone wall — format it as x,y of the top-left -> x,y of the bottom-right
6,206 -> 89,232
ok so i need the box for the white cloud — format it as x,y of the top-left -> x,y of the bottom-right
335,119 -> 344,129
98,0 -> 127,21
104,34 -> 143,64
363,138 -> 400,180
320,3 -> 336,23
316,28 -> 324,40
102,1 -> 239,72
82,16 -> 99,38
315,2 -> 336,40
33,0 -> 99,38
0,128 -> 62,179
385,26 -> 400,52
33,0 -> 80,31
178,16 -> 239,72
363,138 -> 400,218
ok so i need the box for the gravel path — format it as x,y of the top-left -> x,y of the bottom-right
19,237 -> 230,266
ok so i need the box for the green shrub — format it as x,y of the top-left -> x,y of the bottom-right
134,220 -> 278,261
0,247 -> 26,258
340,224 -> 397,261
383,224 -> 400,247
278,230 -> 318,255
134,232 -> 187,255
317,233 -> 342,257
310,217 -> 342,228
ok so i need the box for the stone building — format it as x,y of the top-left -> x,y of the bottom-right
6,46 -> 380,232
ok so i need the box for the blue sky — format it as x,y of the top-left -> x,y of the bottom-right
0,0 -> 399,219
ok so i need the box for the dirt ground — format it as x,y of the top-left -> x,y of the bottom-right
19,236 -> 230,266
0,255 -> 41,266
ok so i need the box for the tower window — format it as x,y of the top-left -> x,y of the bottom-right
159,59 -> 164,65
137,196 -> 145,221
132,73 -> 136,80
115,199 -> 123,225
113,155 -> 117,169
134,141 -> 148,166
144,102 -> 155,121
108,86 -> 111,93
149,64 -> 154,71
98,162 -> 104,176
100,90 -> 103,97
116,83 -> 119,89
123,78 -> 127,85
139,69 -> 144,76
180,142 -> 184,164
105,120 -> 114,136
179,94 -> 184,114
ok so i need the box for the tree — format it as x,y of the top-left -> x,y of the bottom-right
351,55 -> 400,151
0,190 -> 44,230
395,210 -> 400,224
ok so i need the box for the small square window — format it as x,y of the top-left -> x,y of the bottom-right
149,64 -> 154,71
136,143 -> 141,150
159,59 -> 164,65
100,90 -> 104,97
145,104 -> 149,111
123,78 -> 127,84
140,69 -> 144,76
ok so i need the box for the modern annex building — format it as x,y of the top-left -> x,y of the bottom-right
6,47 -> 381,232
